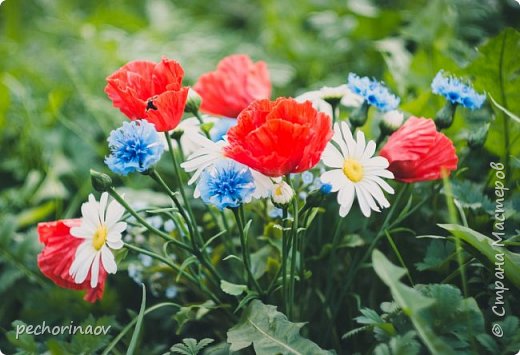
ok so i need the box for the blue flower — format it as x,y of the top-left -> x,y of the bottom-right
301,171 -> 314,184
347,73 -> 400,112
210,118 -> 237,142
105,120 -> 164,175
320,183 -> 332,194
268,207 -> 284,218
431,71 -> 485,110
197,160 -> 256,210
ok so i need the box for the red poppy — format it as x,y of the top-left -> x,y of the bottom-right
194,54 -> 271,118
379,117 -> 458,183
224,98 -> 333,177
105,57 -> 189,131
37,220 -> 106,302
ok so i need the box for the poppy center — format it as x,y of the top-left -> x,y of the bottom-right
146,96 -> 158,111
92,225 -> 108,251
343,159 -> 363,182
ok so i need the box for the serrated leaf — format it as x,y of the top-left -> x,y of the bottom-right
372,250 -> 456,355
220,280 -> 247,296
227,299 -> 332,355
415,240 -> 454,271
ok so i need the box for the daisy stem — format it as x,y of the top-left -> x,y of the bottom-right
107,187 -> 192,253
164,133 -> 223,285
288,194 -> 299,320
123,242 -> 197,286
281,207 -> 289,311
232,207 -> 262,295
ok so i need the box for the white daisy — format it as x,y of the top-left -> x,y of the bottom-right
271,181 -> 294,205
180,133 -> 274,200
295,84 -> 364,117
69,192 -> 127,287
380,110 -> 404,132
320,122 -> 394,217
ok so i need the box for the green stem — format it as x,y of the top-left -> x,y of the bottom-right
107,187 -> 191,252
193,109 -> 211,138
384,230 -> 414,286
164,132 -> 222,285
233,207 -> 262,294
124,243 -> 197,286
288,196 -> 299,319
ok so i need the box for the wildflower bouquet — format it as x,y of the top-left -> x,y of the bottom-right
35,50 -> 519,355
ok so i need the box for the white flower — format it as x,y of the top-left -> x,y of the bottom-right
381,110 -> 404,132
271,181 -> 294,205
180,134 -> 274,200
295,85 -> 364,117
162,117 -> 204,156
320,122 -> 394,217
69,192 -> 127,287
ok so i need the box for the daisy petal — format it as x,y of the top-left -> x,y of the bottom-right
337,181 -> 355,217
101,246 -> 118,274
320,169 -> 346,192
90,253 -> 101,288
322,143 -> 344,168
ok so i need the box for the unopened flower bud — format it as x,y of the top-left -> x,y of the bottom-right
435,101 -> 457,130
184,88 -> 202,114
349,101 -> 370,128
468,123 -> 490,148
90,169 -> 112,192
271,181 -> 294,207
380,110 -> 404,135
168,126 -> 184,141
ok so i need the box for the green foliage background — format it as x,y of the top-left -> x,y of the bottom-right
0,0 -> 519,354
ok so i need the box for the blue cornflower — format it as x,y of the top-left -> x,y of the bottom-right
105,120 -> 164,175
431,71 -> 485,110
301,171 -> 314,184
320,183 -> 332,194
197,160 -> 256,210
210,118 -> 237,142
268,207 -> 284,219
347,73 -> 400,112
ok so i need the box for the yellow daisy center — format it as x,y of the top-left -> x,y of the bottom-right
92,225 -> 108,251
343,159 -> 364,182
274,186 -> 283,196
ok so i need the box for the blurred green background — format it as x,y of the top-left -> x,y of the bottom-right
0,0 -> 519,353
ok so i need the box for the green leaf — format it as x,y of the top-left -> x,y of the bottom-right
168,338 -> 214,355
227,299 -> 332,355
174,301 -> 216,335
469,28 -> 520,158
220,280 -> 248,296
438,224 -> 520,289
127,284 -> 146,355
372,250 -> 456,355
415,240 -> 455,271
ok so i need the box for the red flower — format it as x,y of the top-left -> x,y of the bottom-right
224,98 -> 333,177
105,58 -> 189,131
194,54 -> 271,118
37,220 -> 106,302
379,117 -> 458,183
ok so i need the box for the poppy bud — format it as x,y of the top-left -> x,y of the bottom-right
90,169 -> 113,192
184,88 -> 202,114
435,101 -> 457,130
